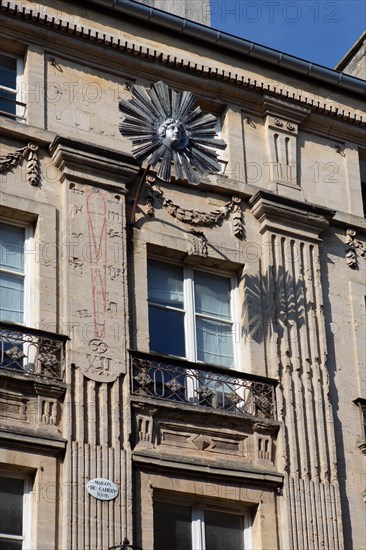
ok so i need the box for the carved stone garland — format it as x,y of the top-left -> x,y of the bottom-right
345,228 -> 366,269
145,177 -> 244,239
0,142 -> 40,186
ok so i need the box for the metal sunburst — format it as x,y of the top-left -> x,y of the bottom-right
119,80 -> 226,185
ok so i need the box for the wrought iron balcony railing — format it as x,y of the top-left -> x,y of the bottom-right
130,351 -> 277,420
0,322 -> 67,380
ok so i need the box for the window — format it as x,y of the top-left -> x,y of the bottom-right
0,474 -> 32,549
0,221 -> 32,325
154,501 -> 252,550
0,52 -> 24,120
148,259 -> 239,369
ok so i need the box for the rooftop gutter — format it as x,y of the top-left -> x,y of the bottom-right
88,0 -> 366,96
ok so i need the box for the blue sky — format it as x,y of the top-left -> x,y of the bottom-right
210,0 -> 366,69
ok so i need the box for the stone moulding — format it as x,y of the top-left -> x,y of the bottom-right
345,228 -> 366,269
144,178 -> 244,238
1,1 -> 365,128
0,142 -> 40,186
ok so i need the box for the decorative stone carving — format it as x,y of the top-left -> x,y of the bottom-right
38,397 -> 58,425
190,434 -> 213,451
345,229 -> 366,269
263,97 -> 310,190
145,180 -> 244,238
231,195 -> 244,238
187,231 -> 208,257
0,142 -> 40,186
136,414 -> 153,446
256,434 -> 272,461
119,80 -> 226,184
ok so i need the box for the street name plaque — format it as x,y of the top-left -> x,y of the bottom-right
86,478 -> 119,501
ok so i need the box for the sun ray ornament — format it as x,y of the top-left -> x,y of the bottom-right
119,81 -> 226,185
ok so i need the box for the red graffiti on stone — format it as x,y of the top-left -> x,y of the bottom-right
86,189 -> 107,339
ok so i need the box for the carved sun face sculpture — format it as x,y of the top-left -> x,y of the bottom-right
159,119 -> 189,150
119,80 -> 226,184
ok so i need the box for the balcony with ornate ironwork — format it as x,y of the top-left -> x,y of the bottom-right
130,351 -> 281,480
0,322 -> 68,452
130,350 -> 277,420
0,322 -> 67,380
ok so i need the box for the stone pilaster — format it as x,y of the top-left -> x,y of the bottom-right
250,191 -> 343,549
50,137 -> 139,548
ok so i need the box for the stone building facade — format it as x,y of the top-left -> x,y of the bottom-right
0,1 -> 365,549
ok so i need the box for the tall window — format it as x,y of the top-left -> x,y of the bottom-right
154,501 -> 252,550
0,221 -> 32,324
0,52 -> 24,120
148,260 -> 238,368
0,474 -> 32,549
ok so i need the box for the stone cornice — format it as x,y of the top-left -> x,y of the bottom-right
262,95 -> 311,124
0,115 -> 57,145
49,136 -> 140,190
1,2 -> 364,128
132,449 -> 284,488
250,190 -> 335,241
0,428 -> 67,455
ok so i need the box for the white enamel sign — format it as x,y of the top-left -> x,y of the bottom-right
86,478 -> 119,501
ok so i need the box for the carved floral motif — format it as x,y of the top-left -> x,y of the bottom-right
345,229 -> 366,269
0,142 -> 40,186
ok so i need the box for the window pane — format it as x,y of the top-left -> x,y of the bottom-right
205,510 -> 244,550
149,305 -> 185,357
196,318 -> 233,367
154,502 -> 192,550
0,54 -> 17,89
0,90 -> 17,116
0,540 -> 23,550
0,224 -> 25,272
148,260 -> 184,308
194,272 -> 231,320
0,477 -> 24,536
0,272 -> 24,323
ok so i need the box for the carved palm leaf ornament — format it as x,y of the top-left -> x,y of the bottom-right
119,80 -> 226,184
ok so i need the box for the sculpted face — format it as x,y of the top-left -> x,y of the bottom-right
165,123 -> 182,146
159,120 -> 189,150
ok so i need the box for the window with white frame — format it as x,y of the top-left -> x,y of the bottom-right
154,500 -> 252,550
147,259 -> 239,369
0,220 -> 33,325
0,52 -> 25,120
0,473 -> 32,549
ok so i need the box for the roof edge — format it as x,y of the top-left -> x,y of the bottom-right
86,0 -> 366,95
335,31 -> 366,71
